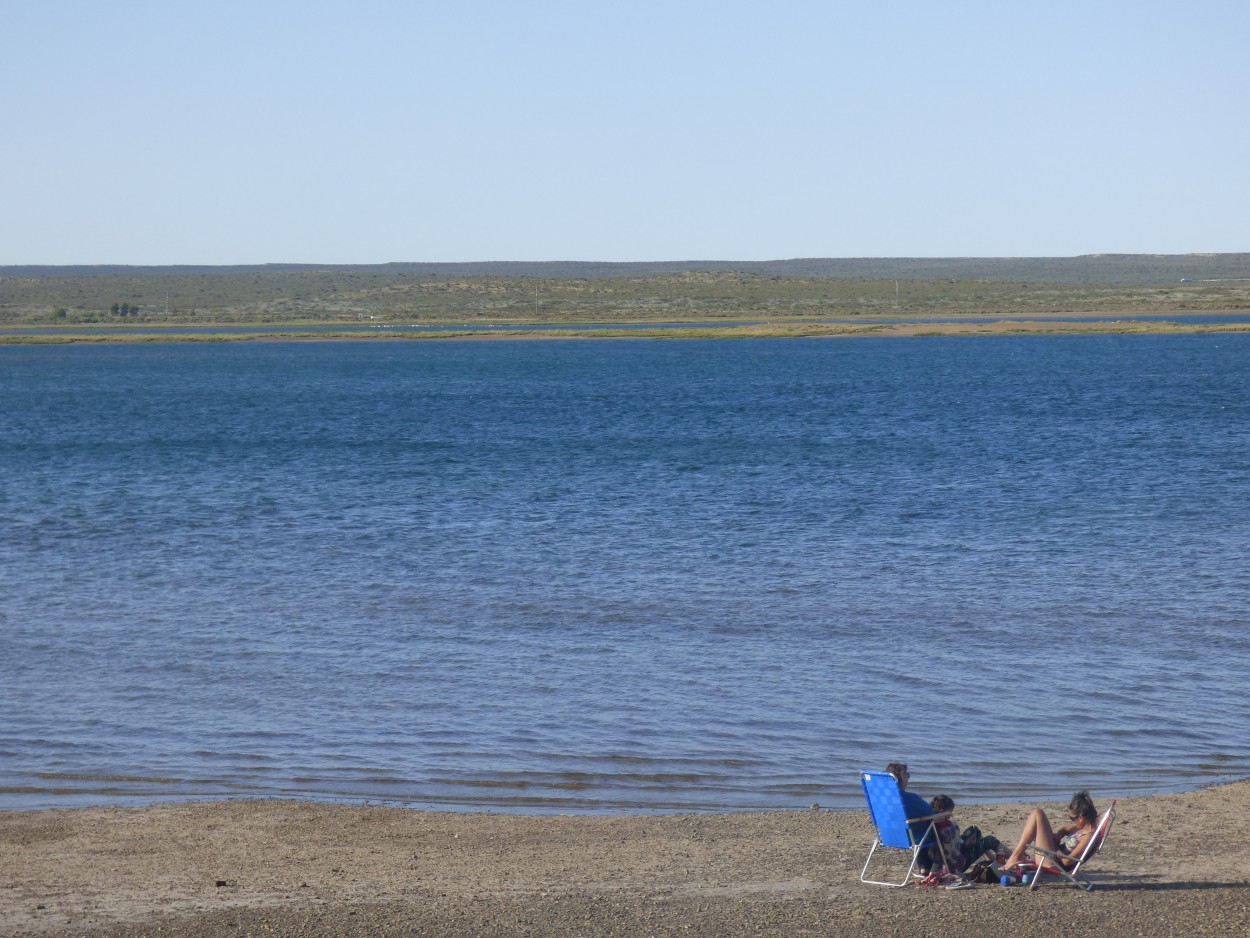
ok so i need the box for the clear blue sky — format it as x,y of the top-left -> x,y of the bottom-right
4,0 -> 1247,264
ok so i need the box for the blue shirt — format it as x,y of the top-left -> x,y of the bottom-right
901,789 -> 937,845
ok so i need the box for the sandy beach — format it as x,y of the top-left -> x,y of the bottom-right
3,781 -> 1248,937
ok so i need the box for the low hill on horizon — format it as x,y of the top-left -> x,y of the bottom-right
3,254 -> 1247,324
4,253 -> 1249,284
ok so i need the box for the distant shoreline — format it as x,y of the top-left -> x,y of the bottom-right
4,318 -> 1250,345
4,258 -> 1248,328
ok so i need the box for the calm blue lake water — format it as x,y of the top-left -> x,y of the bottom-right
2,335 -> 1248,813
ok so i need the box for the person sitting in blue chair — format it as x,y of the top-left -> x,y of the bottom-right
883,762 -> 941,876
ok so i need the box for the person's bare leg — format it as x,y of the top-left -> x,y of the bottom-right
1001,807 -> 1052,868
1000,808 -> 1040,867
1032,811 -> 1062,871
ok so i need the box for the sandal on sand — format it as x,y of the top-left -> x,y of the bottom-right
945,879 -> 975,890
920,871 -> 968,889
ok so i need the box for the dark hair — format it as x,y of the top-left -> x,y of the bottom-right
1069,790 -> 1097,825
883,762 -> 909,783
931,794 -> 955,813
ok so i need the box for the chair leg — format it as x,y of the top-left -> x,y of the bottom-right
860,839 -> 921,888
1027,852 -> 1093,891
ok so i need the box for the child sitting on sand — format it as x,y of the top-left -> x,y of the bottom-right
924,794 -> 965,875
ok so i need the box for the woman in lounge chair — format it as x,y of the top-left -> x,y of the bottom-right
882,762 -> 943,876
999,790 -> 1098,872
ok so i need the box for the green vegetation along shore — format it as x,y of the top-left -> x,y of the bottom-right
2,255 -> 1249,329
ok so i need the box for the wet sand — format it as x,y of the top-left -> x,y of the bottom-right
3,781 -> 1248,937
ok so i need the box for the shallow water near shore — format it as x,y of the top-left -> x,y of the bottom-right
2,335 -> 1248,812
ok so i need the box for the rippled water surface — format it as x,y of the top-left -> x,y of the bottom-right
2,335 -> 1248,812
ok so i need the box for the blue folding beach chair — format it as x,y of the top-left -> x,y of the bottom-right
859,771 -> 951,887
